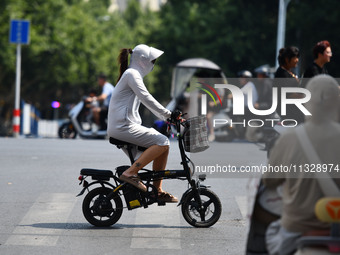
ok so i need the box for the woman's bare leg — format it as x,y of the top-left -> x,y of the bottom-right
122,145 -> 169,178
152,146 -> 169,192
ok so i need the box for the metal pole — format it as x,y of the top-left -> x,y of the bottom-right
275,0 -> 291,69
13,43 -> 22,137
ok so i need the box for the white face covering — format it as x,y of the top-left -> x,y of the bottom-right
129,44 -> 164,77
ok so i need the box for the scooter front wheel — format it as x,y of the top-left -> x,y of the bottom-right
82,187 -> 123,227
58,122 -> 77,139
181,188 -> 222,228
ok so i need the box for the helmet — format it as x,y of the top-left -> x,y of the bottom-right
254,65 -> 269,76
237,70 -> 253,78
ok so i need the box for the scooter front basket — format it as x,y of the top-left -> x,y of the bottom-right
183,116 -> 209,153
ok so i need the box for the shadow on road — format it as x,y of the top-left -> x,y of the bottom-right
21,223 -> 191,230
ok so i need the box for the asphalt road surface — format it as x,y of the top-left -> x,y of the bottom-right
0,137 -> 266,255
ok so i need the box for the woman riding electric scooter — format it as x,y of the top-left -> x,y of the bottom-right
107,44 -> 179,203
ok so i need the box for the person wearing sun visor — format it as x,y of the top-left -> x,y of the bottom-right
108,44 -> 179,203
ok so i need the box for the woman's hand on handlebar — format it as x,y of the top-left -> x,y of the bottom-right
169,110 -> 185,123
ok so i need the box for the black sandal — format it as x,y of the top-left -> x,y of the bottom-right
119,175 -> 147,192
157,191 -> 178,203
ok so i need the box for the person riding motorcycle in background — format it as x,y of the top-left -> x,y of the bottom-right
86,73 -> 114,130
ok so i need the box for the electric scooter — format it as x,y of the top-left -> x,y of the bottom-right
58,98 -> 107,139
76,116 -> 222,227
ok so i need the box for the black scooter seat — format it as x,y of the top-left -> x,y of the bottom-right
109,137 -> 147,151
80,168 -> 114,181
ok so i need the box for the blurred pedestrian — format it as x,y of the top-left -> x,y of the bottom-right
232,70 -> 258,139
194,70 -> 226,142
246,65 -> 274,142
275,46 -> 300,81
237,70 -> 258,109
303,40 -> 332,79
263,75 -> 340,255
274,46 -> 304,123
253,65 -> 273,112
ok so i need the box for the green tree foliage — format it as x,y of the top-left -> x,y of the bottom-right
151,0 -> 279,99
151,0 -> 340,102
1,0 -> 339,135
285,0 -> 340,76
0,0 -> 153,122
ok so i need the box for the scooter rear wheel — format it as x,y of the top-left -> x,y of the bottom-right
181,188 -> 222,228
82,187 -> 123,227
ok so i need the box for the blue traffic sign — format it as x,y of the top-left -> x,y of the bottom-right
9,20 -> 30,44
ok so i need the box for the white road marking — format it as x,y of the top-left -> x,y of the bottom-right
5,193 -> 75,246
130,203 -> 181,249
235,196 -> 248,219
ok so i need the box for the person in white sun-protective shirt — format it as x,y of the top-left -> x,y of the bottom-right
263,74 -> 340,255
108,44 -> 179,203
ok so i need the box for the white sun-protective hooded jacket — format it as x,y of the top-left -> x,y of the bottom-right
107,44 -> 171,148
130,44 -> 163,77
